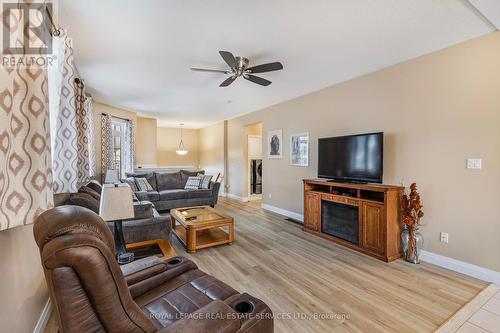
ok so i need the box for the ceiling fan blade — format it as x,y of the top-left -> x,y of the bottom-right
219,76 -> 237,87
191,68 -> 229,74
244,74 -> 272,86
219,51 -> 236,69
247,62 -> 283,73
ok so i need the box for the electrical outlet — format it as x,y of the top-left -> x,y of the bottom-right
440,232 -> 449,244
467,158 -> 482,169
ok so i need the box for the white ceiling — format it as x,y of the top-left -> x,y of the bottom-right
59,0 -> 497,128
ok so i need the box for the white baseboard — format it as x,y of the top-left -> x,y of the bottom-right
225,198 -> 500,285
261,203 -> 304,222
33,298 -> 52,333
420,250 -> 500,285
225,193 -> 249,202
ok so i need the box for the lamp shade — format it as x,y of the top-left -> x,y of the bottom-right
99,184 -> 134,221
105,169 -> 119,184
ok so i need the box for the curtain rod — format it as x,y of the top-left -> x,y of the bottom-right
101,113 -> 132,122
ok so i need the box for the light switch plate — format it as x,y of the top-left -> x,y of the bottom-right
440,232 -> 449,243
467,158 -> 482,169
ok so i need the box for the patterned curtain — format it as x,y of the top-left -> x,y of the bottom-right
84,96 -> 96,178
50,32 -> 95,193
75,79 -> 95,185
123,120 -> 134,175
101,113 -> 113,183
0,3 -> 54,230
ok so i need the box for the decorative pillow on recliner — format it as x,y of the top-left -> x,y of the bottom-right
197,173 -> 213,189
184,176 -> 202,190
135,177 -> 154,192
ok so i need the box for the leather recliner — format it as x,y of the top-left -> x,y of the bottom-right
33,206 -> 273,333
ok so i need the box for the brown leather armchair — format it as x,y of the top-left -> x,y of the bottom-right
33,206 -> 273,333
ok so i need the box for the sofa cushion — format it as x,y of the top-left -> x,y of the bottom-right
180,170 -> 205,188
66,193 -> 99,214
136,191 -> 160,202
126,172 -> 157,191
160,189 -> 188,201
186,189 -> 212,199
156,172 -> 183,190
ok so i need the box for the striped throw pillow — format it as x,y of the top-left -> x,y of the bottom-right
197,174 -> 213,189
184,176 -> 202,190
135,177 -> 153,192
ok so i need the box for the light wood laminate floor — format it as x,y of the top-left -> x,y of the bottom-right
45,198 -> 487,333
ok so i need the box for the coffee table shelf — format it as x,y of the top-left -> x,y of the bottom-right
170,206 -> 234,253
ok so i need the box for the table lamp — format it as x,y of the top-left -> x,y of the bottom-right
99,183 -> 135,264
105,169 -> 119,184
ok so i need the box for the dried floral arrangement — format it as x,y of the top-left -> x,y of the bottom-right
401,183 -> 424,263
402,183 -> 424,230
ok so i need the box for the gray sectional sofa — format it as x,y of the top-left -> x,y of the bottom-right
125,170 -> 221,212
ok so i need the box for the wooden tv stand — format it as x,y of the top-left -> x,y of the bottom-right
303,179 -> 404,262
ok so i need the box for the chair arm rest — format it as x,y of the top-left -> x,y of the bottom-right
210,182 -> 221,206
127,257 -> 198,298
121,256 -> 166,286
157,300 -> 241,333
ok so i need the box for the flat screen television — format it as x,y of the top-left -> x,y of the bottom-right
318,132 -> 383,183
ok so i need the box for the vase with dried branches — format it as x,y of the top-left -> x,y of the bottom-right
401,183 -> 424,263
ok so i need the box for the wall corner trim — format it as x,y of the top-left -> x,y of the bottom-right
261,203 -> 304,222
420,250 -> 500,285
33,298 -> 52,333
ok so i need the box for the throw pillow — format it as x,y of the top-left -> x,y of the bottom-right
197,174 -> 213,189
184,176 -> 202,190
136,177 -> 153,192
122,177 -> 139,192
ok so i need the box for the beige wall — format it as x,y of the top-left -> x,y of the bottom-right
225,32 -> 500,272
93,102 -> 137,180
199,121 -> 225,182
0,225 -> 48,332
156,127 -> 200,167
136,117 -> 158,167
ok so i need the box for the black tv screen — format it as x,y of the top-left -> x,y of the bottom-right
318,132 -> 383,183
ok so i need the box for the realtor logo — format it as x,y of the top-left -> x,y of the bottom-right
2,1 -> 53,55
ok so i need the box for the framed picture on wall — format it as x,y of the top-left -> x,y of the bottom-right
267,129 -> 282,159
290,132 -> 309,166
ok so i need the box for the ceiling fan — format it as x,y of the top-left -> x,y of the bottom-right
191,51 -> 283,87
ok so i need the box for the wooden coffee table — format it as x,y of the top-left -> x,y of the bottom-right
170,206 -> 234,253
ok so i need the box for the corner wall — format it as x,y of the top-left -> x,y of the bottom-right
0,225 -> 48,332
225,32 -> 500,272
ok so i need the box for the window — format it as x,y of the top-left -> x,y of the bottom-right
111,118 -> 127,178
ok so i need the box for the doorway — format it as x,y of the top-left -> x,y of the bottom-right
244,123 -> 263,202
